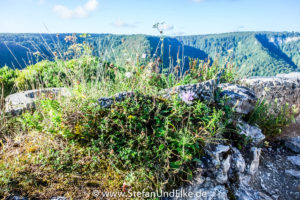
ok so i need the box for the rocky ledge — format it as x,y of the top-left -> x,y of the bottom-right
3,72 -> 300,200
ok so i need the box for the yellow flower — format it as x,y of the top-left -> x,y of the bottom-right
128,115 -> 134,120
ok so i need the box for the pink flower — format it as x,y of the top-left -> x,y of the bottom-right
180,91 -> 195,104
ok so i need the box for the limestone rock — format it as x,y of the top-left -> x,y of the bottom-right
6,196 -> 28,200
201,185 -> 229,200
235,186 -> 273,200
208,144 -> 230,166
276,72 -> 300,82
243,76 -> 300,109
285,137 -> 300,153
216,155 -> 231,184
285,169 -> 300,179
232,147 -> 246,173
287,155 -> 300,167
98,91 -> 135,108
218,84 -> 257,114
237,120 -> 265,145
173,185 -> 229,200
50,197 -> 67,200
161,79 -> 216,103
5,88 -> 71,116
248,147 -> 261,176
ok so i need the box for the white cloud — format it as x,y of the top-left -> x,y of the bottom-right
53,0 -> 99,19
158,23 -> 174,31
53,5 -> 73,19
84,0 -> 98,11
111,19 -> 137,28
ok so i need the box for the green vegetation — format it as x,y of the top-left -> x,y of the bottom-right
246,99 -> 298,137
0,34 -> 297,199
1,32 -> 300,77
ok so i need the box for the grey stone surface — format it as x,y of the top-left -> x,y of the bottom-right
50,197 -> 67,200
218,84 -> 257,114
285,169 -> 300,179
237,120 -> 265,145
276,72 -> 300,81
161,79 -> 216,103
235,185 -> 273,200
287,155 -> 300,167
232,147 -> 246,173
4,88 -> 71,116
285,137 -> 300,153
216,155 -> 231,184
200,185 -> 229,200
248,147 -> 261,176
208,144 -> 230,166
6,196 -> 28,200
172,185 -> 229,200
170,142 -> 300,200
252,147 -> 300,200
243,74 -> 300,109
98,91 -> 134,108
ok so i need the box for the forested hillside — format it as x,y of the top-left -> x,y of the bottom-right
0,32 -> 299,76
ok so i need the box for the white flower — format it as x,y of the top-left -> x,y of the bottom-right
142,54 -> 147,59
125,72 -> 133,78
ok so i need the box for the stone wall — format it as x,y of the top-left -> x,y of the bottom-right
4,88 -> 70,116
243,72 -> 300,109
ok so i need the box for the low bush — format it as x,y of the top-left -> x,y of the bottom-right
246,99 -> 298,137
17,92 -> 229,192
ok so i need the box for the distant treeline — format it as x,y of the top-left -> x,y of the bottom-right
0,31 -> 299,76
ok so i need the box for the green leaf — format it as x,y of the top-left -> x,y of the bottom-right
159,144 -> 165,151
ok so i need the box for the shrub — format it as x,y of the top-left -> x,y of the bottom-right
0,66 -> 17,97
18,93 -> 229,191
246,99 -> 298,137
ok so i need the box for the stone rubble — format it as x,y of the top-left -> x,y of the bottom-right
285,169 -> 300,179
287,155 -> 300,167
237,120 -> 265,145
285,137 -> 300,153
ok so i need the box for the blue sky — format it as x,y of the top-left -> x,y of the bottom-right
0,0 -> 299,35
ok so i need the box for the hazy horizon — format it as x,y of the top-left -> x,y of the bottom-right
1,0 -> 299,35
0,30 -> 299,37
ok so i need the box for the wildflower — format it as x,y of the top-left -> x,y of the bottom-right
128,115 -> 134,119
180,91 -> 195,104
125,72 -> 133,78
142,54 -> 147,59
